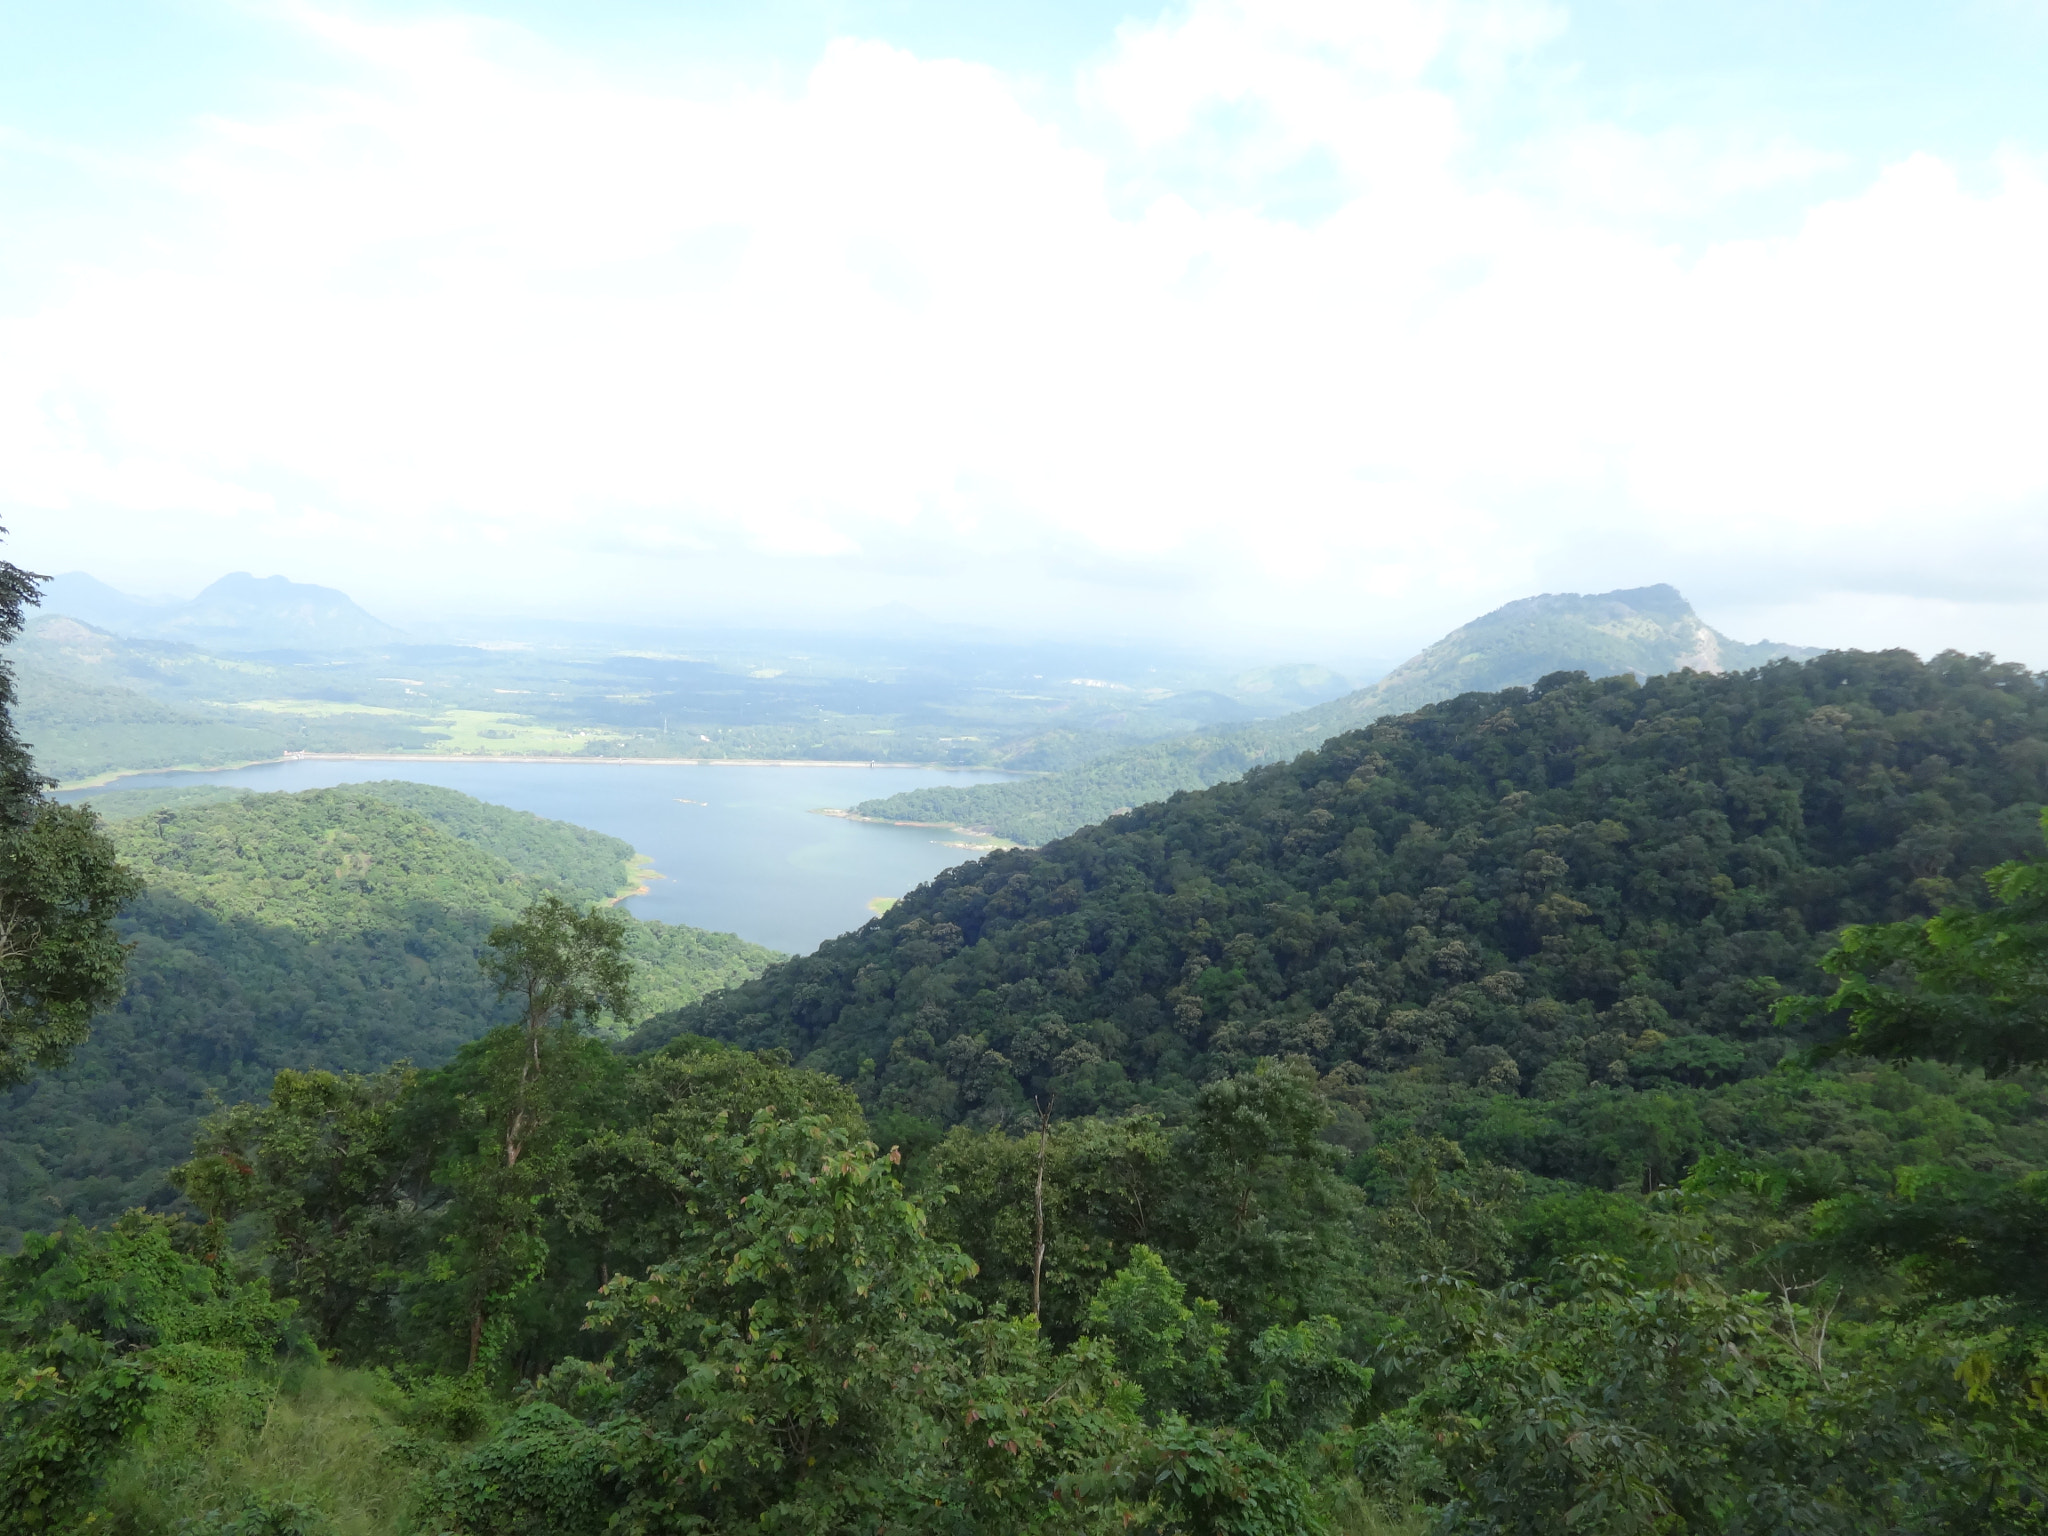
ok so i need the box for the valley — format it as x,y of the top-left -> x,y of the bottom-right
10,7 -> 2045,1525
7,561 -> 2045,1535
16,573 -> 1376,789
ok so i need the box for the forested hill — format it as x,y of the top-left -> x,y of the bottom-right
850,584 -> 1822,845
642,649 -> 2048,1162
1,786 -> 778,1242
81,778 -> 640,903
15,618 -> 441,782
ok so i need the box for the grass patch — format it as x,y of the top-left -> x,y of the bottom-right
429,709 -> 594,754
95,1367 -> 485,1535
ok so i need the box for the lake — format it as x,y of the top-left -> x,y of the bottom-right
63,760 -> 1015,955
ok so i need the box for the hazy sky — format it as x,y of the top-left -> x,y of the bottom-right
5,1 -> 2046,664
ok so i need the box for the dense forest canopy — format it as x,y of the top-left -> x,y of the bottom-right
6,640 -> 2047,1533
0,785 -> 779,1243
652,651 -> 2048,1141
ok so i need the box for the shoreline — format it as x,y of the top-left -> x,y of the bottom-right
59,751 -> 1029,792
818,806 -> 1024,849
605,854 -> 666,907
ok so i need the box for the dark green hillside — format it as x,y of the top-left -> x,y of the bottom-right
852,584 -> 1823,844
644,649 -> 2048,1171
0,787 -> 777,1242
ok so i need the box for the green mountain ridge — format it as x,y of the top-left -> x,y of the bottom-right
0,784 -> 778,1243
644,648 -> 2046,1157
851,584 -> 1823,845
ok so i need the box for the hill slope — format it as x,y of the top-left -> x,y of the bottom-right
43,571 -> 406,651
640,649 -> 2048,1174
39,571 -> 173,632
14,665 -> 292,783
0,786 -> 778,1240
11,617 -> 441,782
852,585 -> 1822,844
136,572 -> 405,651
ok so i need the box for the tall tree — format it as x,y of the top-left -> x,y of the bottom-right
452,894 -> 637,1367
0,532 -> 140,1086
480,892 -> 637,1167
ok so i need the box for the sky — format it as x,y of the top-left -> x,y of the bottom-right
3,0 -> 2046,667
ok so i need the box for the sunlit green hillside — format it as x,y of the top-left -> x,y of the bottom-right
0,785 -> 778,1241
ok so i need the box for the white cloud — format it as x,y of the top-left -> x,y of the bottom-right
3,1 -> 2046,664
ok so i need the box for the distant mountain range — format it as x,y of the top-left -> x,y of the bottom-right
850,585 -> 1826,844
42,571 -> 404,652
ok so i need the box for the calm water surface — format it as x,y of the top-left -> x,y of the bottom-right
69,760 -> 1015,955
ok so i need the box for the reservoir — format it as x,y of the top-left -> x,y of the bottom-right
63,760 -> 1015,955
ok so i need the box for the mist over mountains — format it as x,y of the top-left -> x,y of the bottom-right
12,571 -> 1827,799
43,571 -> 404,653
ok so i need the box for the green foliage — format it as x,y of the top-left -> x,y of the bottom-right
655,651 -> 2048,1188
0,1213 -> 304,1530
0,542 -> 55,823
0,801 -> 143,1086
1085,1245 -> 1230,1416
484,893 -> 638,1037
0,533 -> 147,1120
348,782 -> 640,905
921,1111 -> 1174,1338
171,1067 -> 430,1359
14,662 -> 441,784
13,639 -> 2048,1532
75,784 -> 254,821
2,1330 -> 155,1532
422,1104 -> 1330,1536
918,1062 -> 1366,1355
1383,1217 -> 2048,1534
175,1038 -> 859,1379
2,787 -> 775,1241
1787,807 -> 2048,1074
578,1109 -> 973,1531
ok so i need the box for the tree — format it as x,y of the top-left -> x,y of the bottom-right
421,1109 -> 1330,1536
1161,1058 -> 1367,1341
1783,808 -> 2048,1075
0,804 -> 144,1086
1777,814 -> 2048,1322
0,534 -> 51,825
437,896 -> 638,1369
481,892 -> 638,1168
173,1065 -> 433,1356
0,536 -> 142,1086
